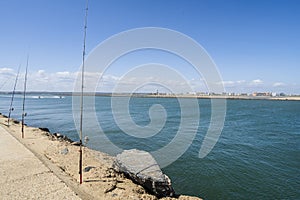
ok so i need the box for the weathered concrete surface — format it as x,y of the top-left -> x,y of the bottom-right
0,126 -> 81,200
115,149 -> 175,198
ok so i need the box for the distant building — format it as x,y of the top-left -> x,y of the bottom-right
196,92 -> 209,96
271,92 -> 277,97
187,92 -> 196,95
279,92 -> 286,96
252,92 -> 271,97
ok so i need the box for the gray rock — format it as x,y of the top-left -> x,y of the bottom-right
60,148 -> 69,155
114,149 -> 175,198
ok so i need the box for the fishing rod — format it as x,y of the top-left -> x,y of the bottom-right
7,65 -> 21,126
79,0 -> 89,184
21,55 -> 29,138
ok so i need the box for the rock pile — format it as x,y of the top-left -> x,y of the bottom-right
114,149 -> 175,198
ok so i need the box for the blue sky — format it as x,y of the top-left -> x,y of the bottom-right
0,0 -> 299,94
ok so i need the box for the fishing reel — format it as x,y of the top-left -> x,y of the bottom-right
84,136 -> 89,145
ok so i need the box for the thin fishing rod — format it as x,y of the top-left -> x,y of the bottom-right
21,55 -> 29,138
8,65 -> 21,126
79,0 -> 89,185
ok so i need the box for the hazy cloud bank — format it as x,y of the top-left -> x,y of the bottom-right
0,67 -> 298,94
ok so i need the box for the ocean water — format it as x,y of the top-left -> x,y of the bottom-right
0,94 -> 299,199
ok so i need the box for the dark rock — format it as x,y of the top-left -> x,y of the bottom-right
53,133 -> 62,138
42,131 -> 51,137
84,166 -> 95,172
13,119 -> 20,124
62,135 -> 74,143
71,141 -> 81,146
38,127 -> 74,143
114,149 -> 175,198
51,133 -> 74,143
39,127 -> 50,132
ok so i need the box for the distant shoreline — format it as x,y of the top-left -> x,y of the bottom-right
122,94 -> 300,101
0,91 -> 299,101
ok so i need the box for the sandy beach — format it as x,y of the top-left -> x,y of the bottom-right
0,114 -> 201,200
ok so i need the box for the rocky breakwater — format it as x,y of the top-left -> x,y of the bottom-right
114,149 -> 175,198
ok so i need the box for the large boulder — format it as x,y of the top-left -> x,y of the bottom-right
114,149 -> 175,198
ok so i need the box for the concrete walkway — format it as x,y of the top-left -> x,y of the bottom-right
0,126 -> 81,200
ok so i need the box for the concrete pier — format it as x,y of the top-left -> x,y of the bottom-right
0,126 -> 81,199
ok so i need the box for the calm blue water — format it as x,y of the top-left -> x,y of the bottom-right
0,94 -> 299,199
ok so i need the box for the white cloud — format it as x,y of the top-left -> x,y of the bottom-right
221,81 -> 235,86
0,67 -> 15,76
37,70 -> 46,76
218,80 -> 246,87
56,71 -> 71,77
101,74 -> 119,82
0,68 -> 14,73
250,79 -> 263,85
0,68 -> 18,90
236,80 -> 246,84
1,68 -> 298,94
187,79 -> 207,92
273,82 -> 285,87
217,80 -> 246,87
